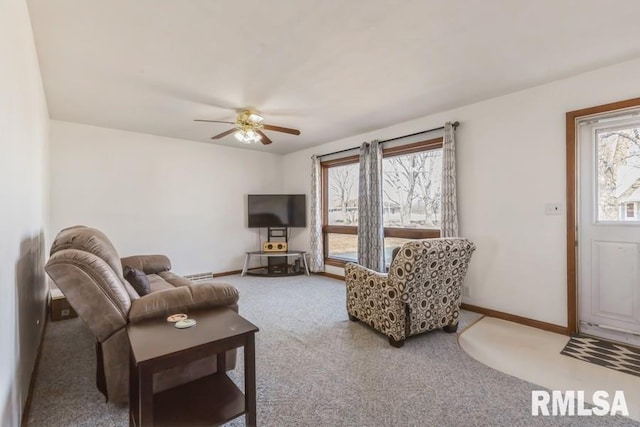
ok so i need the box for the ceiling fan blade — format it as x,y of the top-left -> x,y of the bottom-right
211,128 -> 239,139
257,130 -> 272,145
194,119 -> 235,125
262,124 -> 301,135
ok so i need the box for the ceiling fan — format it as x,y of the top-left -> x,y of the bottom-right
194,109 -> 301,145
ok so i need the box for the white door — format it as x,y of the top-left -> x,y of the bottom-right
578,110 -> 640,346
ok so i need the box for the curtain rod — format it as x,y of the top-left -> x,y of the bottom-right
317,121 -> 459,158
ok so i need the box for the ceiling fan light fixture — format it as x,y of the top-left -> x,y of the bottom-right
234,129 -> 261,144
196,108 -> 299,146
247,113 -> 264,123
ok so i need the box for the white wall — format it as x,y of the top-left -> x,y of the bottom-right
50,121 -> 283,275
282,57 -> 640,327
0,0 -> 50,425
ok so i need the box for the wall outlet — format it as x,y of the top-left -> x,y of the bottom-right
462,286 -> 470,297
544,202 -> 563,215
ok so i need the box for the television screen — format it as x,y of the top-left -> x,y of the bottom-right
247,194 -> 306,228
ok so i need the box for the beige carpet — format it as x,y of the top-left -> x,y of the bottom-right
27,274 -> 638,426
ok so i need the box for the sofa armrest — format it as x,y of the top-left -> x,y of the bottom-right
121,254 -> 171,275
128,282 -> 239,324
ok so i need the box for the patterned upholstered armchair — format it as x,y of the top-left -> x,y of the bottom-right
345,238 -> 475,347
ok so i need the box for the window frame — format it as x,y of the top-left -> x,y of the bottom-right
321,137 -> 443,267
626,202 -> 635,219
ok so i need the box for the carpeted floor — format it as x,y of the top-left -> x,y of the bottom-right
27,274 -> 637,426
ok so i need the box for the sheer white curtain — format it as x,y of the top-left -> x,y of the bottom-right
357,141 -> 385,271
441,122 -> 459,237
309,155 -> 324,272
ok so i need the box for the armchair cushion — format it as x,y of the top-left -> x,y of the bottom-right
128,282 -> 239,324
124,266 -> 151,296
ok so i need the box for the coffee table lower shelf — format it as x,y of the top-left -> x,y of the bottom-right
152,373 -> 244,426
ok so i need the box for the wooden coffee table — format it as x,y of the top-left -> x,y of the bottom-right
127,308 -> 259,426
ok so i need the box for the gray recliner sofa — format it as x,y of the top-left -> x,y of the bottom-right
45,225 -> 240,403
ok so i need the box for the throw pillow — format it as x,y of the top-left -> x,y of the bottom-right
124,266 -> 151,296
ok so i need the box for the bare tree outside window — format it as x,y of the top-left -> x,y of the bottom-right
597,127 -> 640,221
417,150 -> 442,227
322,139 -> 443,267
327,163 -> 359,225
383,149 -> 442,228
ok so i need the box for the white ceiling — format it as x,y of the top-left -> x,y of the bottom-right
27,0 -> 640,154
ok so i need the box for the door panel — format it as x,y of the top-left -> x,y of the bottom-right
578,112 -> 640,346
592,241 -> 637,319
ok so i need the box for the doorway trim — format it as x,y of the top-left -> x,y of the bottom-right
565,96 -> 640,334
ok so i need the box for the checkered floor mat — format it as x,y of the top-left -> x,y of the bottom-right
561,334 -> 640,378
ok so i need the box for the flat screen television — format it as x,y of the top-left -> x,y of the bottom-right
247,194 -> 306,228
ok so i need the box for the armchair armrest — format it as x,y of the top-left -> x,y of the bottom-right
121,254 -> 171,274
345,262 -> 390,312
345,262 -> 406,342
345,262 -> 388,284
128,282 -> 239,324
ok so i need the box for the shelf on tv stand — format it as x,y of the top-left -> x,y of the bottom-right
241,251 -> 310,277
246,267 -> 303,277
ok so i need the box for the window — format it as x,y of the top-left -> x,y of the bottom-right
595,123 -> 640,222
322,138 -> 442,267
626,203 -> 635,219
323,155 -> 359,263
326,161 -> 359,227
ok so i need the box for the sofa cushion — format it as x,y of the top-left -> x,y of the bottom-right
128,283 -> 240,324
51,226 -> 126,280
147,274 -> 175,293
124,266 -> 151,296
158,271 -> 194,287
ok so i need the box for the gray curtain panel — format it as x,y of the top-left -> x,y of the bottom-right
357,141 -> 385,272
357,143 -> 369,268
441,122 -> 459,237
309,155 -> 325,272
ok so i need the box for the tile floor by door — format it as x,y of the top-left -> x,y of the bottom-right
459,317 -> 640,422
